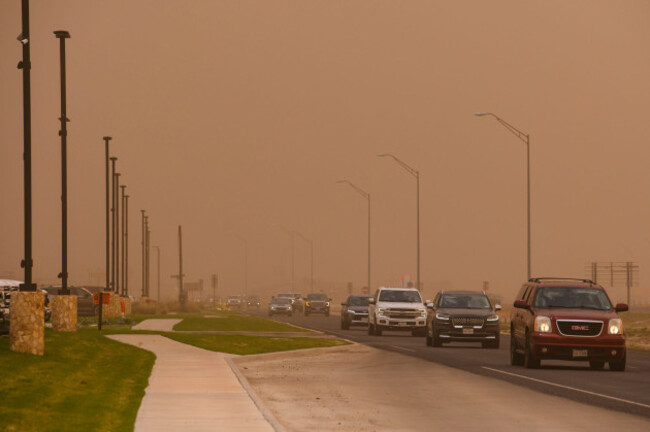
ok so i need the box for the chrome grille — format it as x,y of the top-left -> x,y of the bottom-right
385,309 -> 419,318
556,320 -> 603,337
451,317 -> 485,327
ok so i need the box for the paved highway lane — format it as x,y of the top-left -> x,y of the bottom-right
250,310 -> 650,419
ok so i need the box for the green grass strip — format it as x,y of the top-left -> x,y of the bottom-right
171,312 -> 310,332
0,328 -> 155,432
163,332 -> 348,355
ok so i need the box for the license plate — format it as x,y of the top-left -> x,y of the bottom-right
462,328 -> 474,335
398,322 -> 408,326
572,349 -> 588,358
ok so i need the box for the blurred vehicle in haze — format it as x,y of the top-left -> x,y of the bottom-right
276,293 -> 304,313
42,285 -> 98,316
268,297 -> 293,316
246,295 -> 261,308
340,295 -> 373,329
227,295 -> 243,309
304,293 -> 330,317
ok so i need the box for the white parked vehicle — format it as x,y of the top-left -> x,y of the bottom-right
368,287 -> 427,336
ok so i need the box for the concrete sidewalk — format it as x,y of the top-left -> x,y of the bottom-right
108,334 -> 278,432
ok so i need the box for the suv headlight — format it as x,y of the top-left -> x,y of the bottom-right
305,301 -> 311,307
534,316 -> 552,333
435,312 -> 450,321
608,318 -> 623,335
486,314 -> 499,322
418,309 -> 426,317
326,302 -> 330,307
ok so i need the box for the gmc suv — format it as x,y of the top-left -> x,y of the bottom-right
510,278 -> 627,371
368,287 -> 427,336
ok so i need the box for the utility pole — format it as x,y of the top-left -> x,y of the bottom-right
178,225 -> 185,308
124,194 -> 129,296
19,0 -> 35,292
114,173 -> 120,295
110,157 -> 117,292
120,185 -> 126,296
140,210 -> 145,298
55,30 -> 71,295
102,137 -> 111,292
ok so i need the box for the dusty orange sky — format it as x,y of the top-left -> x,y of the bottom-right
2,1 -> 650,303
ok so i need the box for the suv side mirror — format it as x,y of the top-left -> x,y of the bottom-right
426,302 -> 434,309
495,304 -> 502,311
368,298 -> 376,304
615,303 -> 628,312
340,303 -> 346,306
513,300 -> 529,309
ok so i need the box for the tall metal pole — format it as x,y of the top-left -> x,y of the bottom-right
295,232 -> 314,292
110,157 -> 117,292
475,112 -> 531,279
140,210 -> 145,298
416,171 -> 420,290
55,30 -> 71,295
235,235 -> 248,298
114,173 -> 121,295
146,223 -> 151,298
337,180 -> 371,292
377,155 -> 420,291
19,0 -> 35,291
120,185 -> 126,296
279,226 -> 295,290
144,216 -> 149,298
152,246 -> 160,302
178,225 -> 185,306
124,194 -> 129,297
103,137 -> 111,292
526,135 -> 531,281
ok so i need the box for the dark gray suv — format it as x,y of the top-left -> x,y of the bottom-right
340,295 -> 373,329
426,290 -> 501,348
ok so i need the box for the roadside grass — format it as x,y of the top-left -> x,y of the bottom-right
172,312 -> 311,332
162,333 -> 348,355
0,328 -> 154,432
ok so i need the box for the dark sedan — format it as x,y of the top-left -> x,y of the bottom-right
340,295 -> 373,330
426,290 -> 501,348
42,285 -> 98,317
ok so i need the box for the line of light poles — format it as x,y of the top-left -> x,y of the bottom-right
475,112 -> 531,280
235,234 -> 248,298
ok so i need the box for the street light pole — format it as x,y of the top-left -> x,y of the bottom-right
337,180 -> 371,292
18,0 -> 35,292
295,232 -> 314,292
102,137 -> 111,292
235,235 -> 248,298
124,194 -> 129,297
152,246 -> 160,302
475,112 -> 531,280
144,215 -> 150,298
378,154 -> 420,291
54,30 -> 71,295
279,226 -> 295,291
120,185 -> 126,296
110,157 -> 117,292
114,173 -> 121,295
140,210 -> 145,298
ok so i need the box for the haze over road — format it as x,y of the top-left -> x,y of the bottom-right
250,310 -> 650,420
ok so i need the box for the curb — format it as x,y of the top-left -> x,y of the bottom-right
225,356 -> 288,432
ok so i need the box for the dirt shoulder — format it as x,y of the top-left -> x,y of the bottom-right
234,344 -> 649,432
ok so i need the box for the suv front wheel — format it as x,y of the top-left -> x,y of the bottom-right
609,351 -> 626,371
523,333 -> 540,369
510,331 -> 524,366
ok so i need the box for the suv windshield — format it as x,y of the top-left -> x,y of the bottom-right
533,287 -> 612,310
439,294 -> 491,309
378,290 -> 422,303
272,298 -> 291,304
307,293 -> 328,301
348,296 -> 371,306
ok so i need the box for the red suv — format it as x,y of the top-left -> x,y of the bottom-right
510,278 -> 628,371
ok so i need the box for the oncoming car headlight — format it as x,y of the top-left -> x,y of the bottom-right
305,301 -> 311,307
486,314 -> 499,322
435,312 -> 450,321
534,316 -> 552,333
608,318 -> 623,335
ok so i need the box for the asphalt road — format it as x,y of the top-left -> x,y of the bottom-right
250,309 -> 650,419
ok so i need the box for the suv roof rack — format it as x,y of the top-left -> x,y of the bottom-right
528,277 -> 595,284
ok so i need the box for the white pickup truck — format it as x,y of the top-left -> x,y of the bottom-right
368,287 -> 427,336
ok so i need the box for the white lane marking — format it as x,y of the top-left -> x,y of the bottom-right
482,367 -> 650,409
391,345 -> 416,353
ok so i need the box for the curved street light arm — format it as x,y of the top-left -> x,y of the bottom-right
377,153 -> 419,178
475,112 -> 529,144
337,179 -> 369,200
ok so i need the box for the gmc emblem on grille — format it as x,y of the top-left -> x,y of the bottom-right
571,325 -> 589,331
